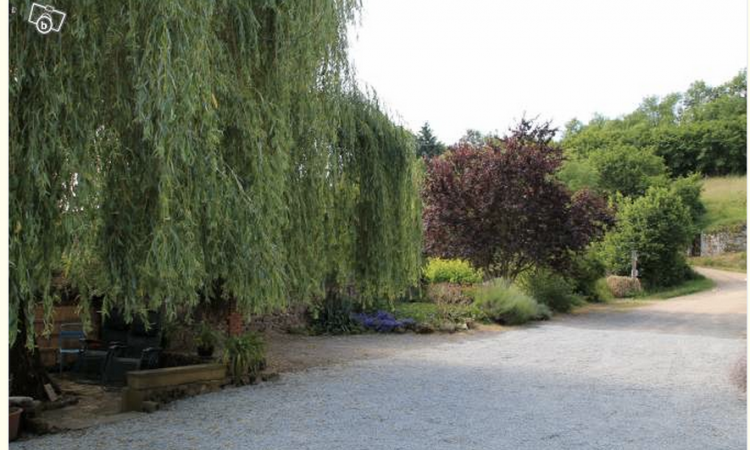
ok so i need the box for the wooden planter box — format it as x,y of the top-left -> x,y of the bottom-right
121,363 -> 227,412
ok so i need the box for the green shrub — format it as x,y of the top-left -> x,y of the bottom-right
393,301 -> 441,325
393,302 -> 484,328
599,187 -> 694,287
426,282 -> 472,305
606,275 -> 643,298
435,302 -> 485,324
309,292 -> 363,335
470,279 -> 550,325
518,269 -> 583,313
670,174 -> 705,229
588,144 -> 668,198
424,258 -> 483,285
567,248 -> 607,302
195,322 -> 219,351
593,278 -> 614,302
223,332 -> 266,385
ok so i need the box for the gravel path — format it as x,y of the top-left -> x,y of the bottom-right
14,268 -> 746,450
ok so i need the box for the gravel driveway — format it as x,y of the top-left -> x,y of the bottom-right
14,268 -> 746,450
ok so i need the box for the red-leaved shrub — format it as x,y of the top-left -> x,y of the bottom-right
423,119 -> 612,280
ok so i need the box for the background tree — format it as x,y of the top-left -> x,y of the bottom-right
416,122 -> 446,159
556,158 -> 601,193
669,174 -> 706,231
423,120 -> 611,280
562,69 -> 747,176
587,145 -> 669,198
458,128 -> 487,148
562,118 -> 584,139
10,0 -> 422,396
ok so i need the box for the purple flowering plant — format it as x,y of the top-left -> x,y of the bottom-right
351,310 -> 416,333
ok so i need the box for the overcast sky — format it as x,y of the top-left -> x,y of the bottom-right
348,0 -> 747,144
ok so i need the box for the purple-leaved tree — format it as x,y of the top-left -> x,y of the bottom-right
423,119 -> 612,280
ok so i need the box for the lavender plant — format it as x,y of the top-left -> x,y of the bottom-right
351,311 -> 416,333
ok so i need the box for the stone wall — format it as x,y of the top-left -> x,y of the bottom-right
700,225 -> 747,257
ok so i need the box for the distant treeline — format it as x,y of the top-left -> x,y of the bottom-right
562,69 -> 747,176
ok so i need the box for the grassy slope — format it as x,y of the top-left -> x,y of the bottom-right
700,176 -> 747,232
689,251 -> 747,273
689,176 -> 747,273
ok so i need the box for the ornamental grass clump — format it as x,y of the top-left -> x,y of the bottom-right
471,279 -> 550,325
518,269 -> 584,313
223,332 -> 266,386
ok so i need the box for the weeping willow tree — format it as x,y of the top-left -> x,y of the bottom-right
10,0 -> 422,396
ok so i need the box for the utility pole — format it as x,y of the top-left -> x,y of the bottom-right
630,250 -> 638,279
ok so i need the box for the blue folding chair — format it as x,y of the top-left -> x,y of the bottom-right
58,323 -> 85,374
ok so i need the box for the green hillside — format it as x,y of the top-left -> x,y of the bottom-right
700,176 -> 747,232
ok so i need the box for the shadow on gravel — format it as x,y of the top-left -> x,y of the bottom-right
15,343 -> 745,450
557,309 -> 745,340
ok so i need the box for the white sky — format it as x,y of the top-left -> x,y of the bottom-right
349,0 -> 748,144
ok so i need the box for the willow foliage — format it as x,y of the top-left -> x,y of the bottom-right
10,0 -> 422,347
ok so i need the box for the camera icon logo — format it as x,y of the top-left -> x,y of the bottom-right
27,3 -> 66,35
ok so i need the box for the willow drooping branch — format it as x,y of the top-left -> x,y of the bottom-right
10,0 -> 422,347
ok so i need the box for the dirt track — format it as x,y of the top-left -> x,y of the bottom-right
566,267 -> 746,339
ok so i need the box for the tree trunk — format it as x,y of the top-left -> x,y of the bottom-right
9,319 -> 59,400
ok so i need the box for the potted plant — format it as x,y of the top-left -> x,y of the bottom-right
195,323 -> 219,358
9,406 -> 23,441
